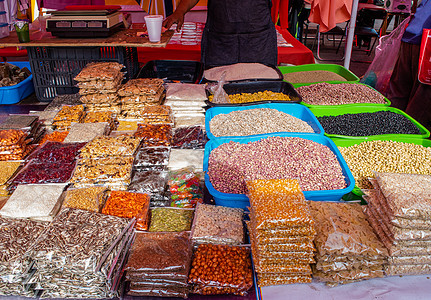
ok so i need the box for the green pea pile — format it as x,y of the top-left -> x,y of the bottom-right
149,208 -> 194,232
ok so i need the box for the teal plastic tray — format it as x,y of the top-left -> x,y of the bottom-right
299,83 -> 391,108
333,136 -> 431,196
0,62 -> 34,104
205,103 -> 324,140
204,133 -> 355,209
279,63 -> 360,88
309,105 -> 430,139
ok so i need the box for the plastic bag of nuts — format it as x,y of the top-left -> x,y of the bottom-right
62,187 -> 108,213
191,203 -> 244,245
188,244 -> 253,296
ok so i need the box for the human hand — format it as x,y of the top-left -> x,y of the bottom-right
162,11 -> 185,32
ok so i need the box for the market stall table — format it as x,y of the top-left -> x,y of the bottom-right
136,24 -> 315,66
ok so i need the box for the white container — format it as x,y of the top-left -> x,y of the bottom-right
144,15 -> 163,43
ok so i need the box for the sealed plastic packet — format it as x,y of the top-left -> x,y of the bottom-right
167,167 -> 204,208
148,207 -> 194,232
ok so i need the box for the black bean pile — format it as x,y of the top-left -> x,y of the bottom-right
317,111 -> 421,136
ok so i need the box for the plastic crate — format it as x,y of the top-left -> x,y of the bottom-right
0,61 -> 34,104
279,63 -> 360,87
299,83 -> 391,108
333,136 -> 431,196
136,60 -> 203,83
28,46 -> 139,102
205,103 -> 324,140
203,133 -> 355,209
205,81 -> 302,107
310,105 -> 430,139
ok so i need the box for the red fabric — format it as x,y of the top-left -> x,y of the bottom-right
137,26 -> 314,66
271,0 -> 289,28
0,48 -> 28,59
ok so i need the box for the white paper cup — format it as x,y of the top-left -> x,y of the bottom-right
144,15 -> 163,43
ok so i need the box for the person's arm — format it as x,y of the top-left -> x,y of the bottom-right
162,0 -> 200,31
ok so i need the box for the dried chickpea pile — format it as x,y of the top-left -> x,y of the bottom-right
188,244 -> 253,296
0,161 -> 21,196
0,129 -> 32,161
75,62 -> 124,113
338,140 -> 431,189
125,231 -> 192,298
246,179 -> 316,286
309,202 -> 388,286
102,191 -> 150,230
52,105 -> 85,130
363,172 -> 431,276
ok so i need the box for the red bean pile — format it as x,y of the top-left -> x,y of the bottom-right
208,136 -> 347,194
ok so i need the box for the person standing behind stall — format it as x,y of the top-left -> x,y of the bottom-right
162,0 -> 278,66
387,0 -> 431,130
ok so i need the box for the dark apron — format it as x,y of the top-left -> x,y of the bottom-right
201,0 -> 278,67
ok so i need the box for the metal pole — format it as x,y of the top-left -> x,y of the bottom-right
344,0 -> 360,69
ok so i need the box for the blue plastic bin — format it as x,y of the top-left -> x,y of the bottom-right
205,103 -> 325,140
203,133 -> 355,209
0,62 -> 34,104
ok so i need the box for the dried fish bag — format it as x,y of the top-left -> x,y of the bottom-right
191,203 -> 244,245
0,183 -> 67,221
166,83 -> 207,101
128,170 -> 168,194
149,207 -> 194,232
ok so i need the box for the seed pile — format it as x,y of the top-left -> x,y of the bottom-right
363,172 -> 431,276
310,202 -> 388,286
208,136 -> 347,194
247,179 -> 316,286
338,140 -> 431,189
283,70 -> 347,83
317,111 -> 421,136
210,108 -> 314,137
297,83 -> 386,105
149,208 -> 194,232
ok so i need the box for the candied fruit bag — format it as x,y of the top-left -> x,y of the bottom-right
188,244 -> 253,296
168,168 -> 203,208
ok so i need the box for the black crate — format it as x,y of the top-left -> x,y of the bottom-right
205,81 -> 302,107
28,46 -> 139,102
136,60 -> 203,83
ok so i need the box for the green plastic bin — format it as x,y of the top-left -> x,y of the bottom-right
333,136 -> 431,196
299,82 -> 391,108
310,105 -> 430,139
279,64 -> 360,88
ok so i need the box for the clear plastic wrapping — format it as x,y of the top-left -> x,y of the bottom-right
168,149 -> 204,171
120,105 -> 173,123
188,244 -> 253,296
63,122 -> 109,143
191,203 -> 244,245
128,170 -> 168,194
388,255 -> 431,265
133,146 -> 170,169
316,259 -> 387,272
0,183 -> 67,221
0,161 -> 22,185
74,62 -> 124,82
79,136 -> 141,158
312,265 -> 385,285
27,141 -> 85,163
174,115 -> 205,128
133,124 -> 172,147
62,186 -> 108,213
385,263 -> 431,276
149,207 -> 194,232
172,126 -> 207,149
310,201 -> 388,257
80,93 -> 120,104
118,78 -> 164,96
52,105 -> 85,130
77,74 -> 123,90
168,168 -> 203,208
39,131 -> 69,144
166,83 -> 207,101
257,274 -> 312,287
